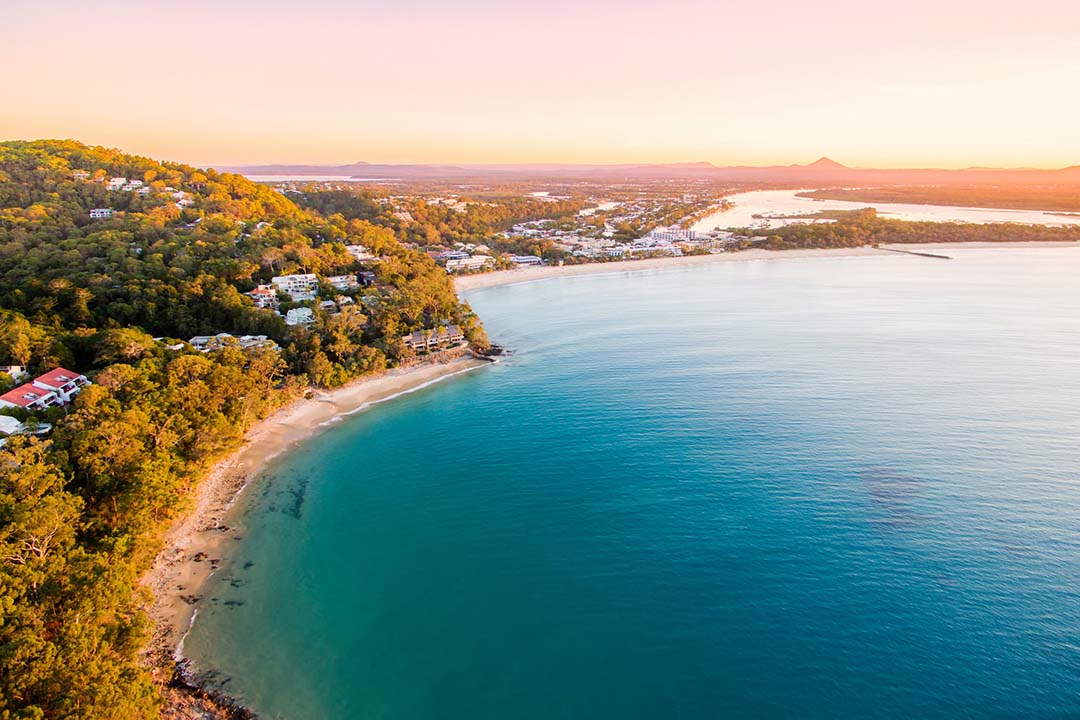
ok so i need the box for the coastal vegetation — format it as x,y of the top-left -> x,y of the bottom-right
0,140 -> 487,718
745,208 -> 1080,249
797,186 -> 1080,213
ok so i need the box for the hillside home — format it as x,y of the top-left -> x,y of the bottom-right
246,284 -> 280,309
107,177 -> 127,190
272,273 -> 319,301
32,368 -> 91,403
0,385 -> 60,411
285,307 -> 315,326
89,208 -> 114,219
327,274 -> 359,291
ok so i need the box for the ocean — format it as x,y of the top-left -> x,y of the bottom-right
184,247 -> 1080,719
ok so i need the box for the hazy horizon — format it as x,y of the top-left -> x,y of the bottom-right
5,0 -> 1080,169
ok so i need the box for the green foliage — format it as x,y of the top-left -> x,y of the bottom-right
0,140 -> 488,717
748,209 -> 1080,249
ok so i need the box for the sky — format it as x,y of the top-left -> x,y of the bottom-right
4,0 -> 1080,169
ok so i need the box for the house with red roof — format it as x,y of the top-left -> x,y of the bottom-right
0,384 -> 61,411
32,368 -> 91,403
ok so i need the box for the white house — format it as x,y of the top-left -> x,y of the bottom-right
71,170 -> 90,181
107,177 -> 127,190
0,366 -> 28,382
344,245 -> 376,261
246,284 -> 280,309
327,274 -> 359,292
32,368 -> 91,403
272,273 -> 319,301
285,307 -> 315,326
89,208 -> 114,219
189,334 -> 278,352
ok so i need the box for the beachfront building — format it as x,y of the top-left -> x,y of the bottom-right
401,324 -> 466,353
32,368 -> 91,403
0,385 -> 60,411
436,250 -> 470,262
445,255 -> 494,273
272,273 -> 318,301
327,274 -> 360,292
89,208 -> 114,219
643,226 -> 699,243
246,284 -> 280,309
285,307 -> 315,326
510,255 -> 545,266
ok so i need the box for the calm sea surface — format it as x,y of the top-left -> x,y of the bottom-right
186,247 -> 1080,719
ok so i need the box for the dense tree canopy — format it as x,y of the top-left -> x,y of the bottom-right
0,141 -> 490,718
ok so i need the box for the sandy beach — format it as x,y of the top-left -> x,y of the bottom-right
455,242 -> 1079,292
142,355 -> 490,713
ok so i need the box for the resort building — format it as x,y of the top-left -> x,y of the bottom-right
32,367 -> 91,403
188,334 -> 278,352
89,208 -> 114,219
643,226 -> 699,243
436,250 -> 470,262
0,385 -> 59,411
401,324 -> 466,352
445,255 -> 494,273
246,284 -> 280,309
510,255 -> 545,266
327,274 -> 360,292
272,273 -> 319,301
285,307 -> 315,326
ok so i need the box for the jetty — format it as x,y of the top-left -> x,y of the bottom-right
876,246 -> 952,260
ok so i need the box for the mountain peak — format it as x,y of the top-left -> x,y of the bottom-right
804,157 -> 847,170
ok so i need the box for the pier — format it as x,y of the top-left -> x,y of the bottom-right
876,246 -> 952,260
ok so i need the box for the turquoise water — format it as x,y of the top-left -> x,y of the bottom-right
186,248 -> 1080,719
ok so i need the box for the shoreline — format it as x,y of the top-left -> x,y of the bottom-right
142,355 -> 490,717
454,241 -> 1079,292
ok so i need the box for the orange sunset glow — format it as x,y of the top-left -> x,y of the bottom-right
4,0 -> 1080,168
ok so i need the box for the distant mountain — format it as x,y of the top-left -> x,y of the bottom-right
216,158 -> 1080,187
800,157 -> 848,170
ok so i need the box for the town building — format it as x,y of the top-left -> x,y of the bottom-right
188,334 -> 278,352
89,208 -> 114,219
271,273 -> 319,301
327,274 -> 360,292
246,284 -> 280,309
445,255 -> 494,273
510,255 -> 545,266
345,245 -> 376,261
401,324 -> 466,352
357,270 -> 377,286
285,307 -> 315,326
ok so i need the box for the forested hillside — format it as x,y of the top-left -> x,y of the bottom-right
0,140 -> 485,718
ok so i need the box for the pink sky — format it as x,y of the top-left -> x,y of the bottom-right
4,0 -> 1079,168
